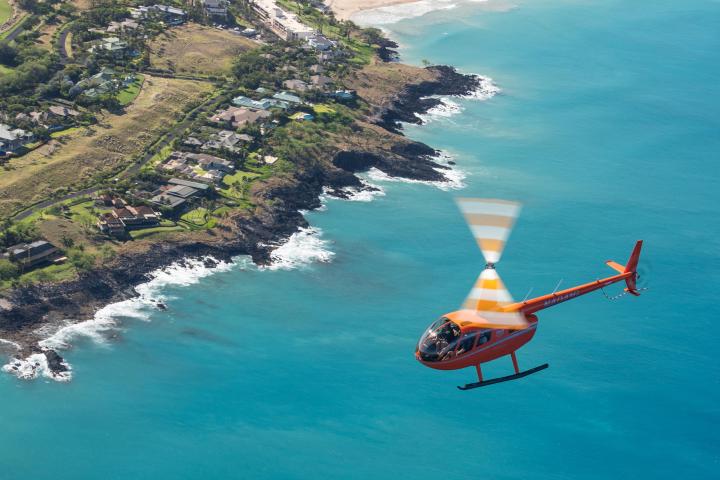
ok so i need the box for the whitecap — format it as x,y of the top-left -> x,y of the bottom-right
260,227 -> 335,271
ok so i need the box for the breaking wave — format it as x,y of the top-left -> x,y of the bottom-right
365,151 -> 466,191
2,353 -> 72,382
321,180 -> 387,203
415,97 -> 464,124
416,75 -> 500,124
260,227 -> 335,271
352,0 -> 463,26
463,75 -> 501,100
2,256 -> 233,382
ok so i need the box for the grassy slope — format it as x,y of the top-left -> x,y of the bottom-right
0,0 -> 11,25
0,76 -> 214,218
117,74 -> 145,106
149,24 -> 256,77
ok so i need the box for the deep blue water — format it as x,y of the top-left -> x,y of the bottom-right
1,0 -> 718,478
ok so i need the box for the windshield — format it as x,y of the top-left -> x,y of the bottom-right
417,318 -> 461,362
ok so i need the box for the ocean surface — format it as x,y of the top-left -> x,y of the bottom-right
2,0 -> 718,478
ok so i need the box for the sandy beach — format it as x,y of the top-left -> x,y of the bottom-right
325,0 -> 420,20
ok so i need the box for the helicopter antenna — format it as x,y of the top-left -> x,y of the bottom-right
551,279 -> 563,294
522,287 -> 534,303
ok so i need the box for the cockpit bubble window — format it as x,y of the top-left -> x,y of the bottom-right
417,318 -> 461,362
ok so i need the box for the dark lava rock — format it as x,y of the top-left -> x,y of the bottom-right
377,65 -> 482,134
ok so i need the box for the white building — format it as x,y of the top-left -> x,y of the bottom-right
0,124 -> 33,153
251,0 -> 315,41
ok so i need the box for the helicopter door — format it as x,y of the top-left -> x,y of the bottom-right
456,332 -> 479,356
475,330 -> 492,348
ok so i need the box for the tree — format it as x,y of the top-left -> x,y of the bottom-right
0,259 -> 19,281
69,250 -> 96,272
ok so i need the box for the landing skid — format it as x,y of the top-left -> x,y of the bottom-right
457,363 -> 549,390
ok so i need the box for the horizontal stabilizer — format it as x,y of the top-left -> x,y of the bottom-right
606,260 -> 625,273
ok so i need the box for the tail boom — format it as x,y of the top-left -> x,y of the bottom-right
508,240 -> 643,314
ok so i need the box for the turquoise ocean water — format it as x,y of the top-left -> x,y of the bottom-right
1,0 -> 718,478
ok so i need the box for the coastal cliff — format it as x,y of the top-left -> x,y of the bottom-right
0,65 -> 482,379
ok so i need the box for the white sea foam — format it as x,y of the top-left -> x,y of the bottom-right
415,97 -> 464,124
3,256 -> 233,382
365,151 -> 466,191
260,227 -> 335,271
415,75 -> 500,124
0,338 -> 20,350
321,180 -> 387,203
463,75 -> 501,100
352,0 -> 462,26
2,353 -> 72,382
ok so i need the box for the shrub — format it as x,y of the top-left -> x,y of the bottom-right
0,259 -> 20,281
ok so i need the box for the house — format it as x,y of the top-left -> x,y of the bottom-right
5,241 -> 59,269
309,64 -> 325,74
96,213 -> 126,236
0,124 -> 33,153
250,0 -> 315,41
210,107 -> 271,129
96,37 -> 129,55
290,112 -> 314,121
202,130 -> 252,152
151,179 -> 208,210
272,91 -> 303,105
112,205 -> 160,227
152,5 -> 187,24
183,136 -> 204,147
202,0 -> 229,18
232,95 -> 275,110
283,79 -> 309,92
187,153 -> 234,172
168,178 -> 211,192
307,34 -> 334,51
47,106 -> 80,119
135,5 -> 186,24
331,89 -> 356,101
151,194 -> 186,210
310,74 -> 334,90
107,19 -> 139,32
70,68 -> 116,97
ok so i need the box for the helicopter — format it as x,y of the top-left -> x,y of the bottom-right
416,198 -> 643,390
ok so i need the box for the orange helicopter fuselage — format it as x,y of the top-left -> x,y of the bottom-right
416,267 -> 638,371
417,315 -> 539,370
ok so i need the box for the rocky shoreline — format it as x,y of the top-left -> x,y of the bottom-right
0,66 -> 482,380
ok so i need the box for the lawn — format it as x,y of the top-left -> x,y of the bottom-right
129,225 -> 185,239
0,76 -> 214,219
222,170 -> 261,186
50,126 -> 84,138
64,31 -> 73,59
313,104 -> 336,114
180,207 -> 217,229
148,23 -> 257,77
0,263 -> 77,290
117,74 -> 144,106
0,0 -> 11,25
